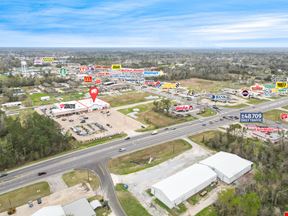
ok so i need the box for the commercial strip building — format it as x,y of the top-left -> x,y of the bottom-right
50,98 -> 110,117
151,152 -> 253,209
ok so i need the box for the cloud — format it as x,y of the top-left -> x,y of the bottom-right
0,0 -> 288,47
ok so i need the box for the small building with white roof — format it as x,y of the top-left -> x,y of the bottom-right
151,163 -> 217,209
199,151 -> 253,184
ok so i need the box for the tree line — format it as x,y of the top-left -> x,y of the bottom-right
201,124 -> 288,215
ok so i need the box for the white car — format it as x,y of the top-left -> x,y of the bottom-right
119,148 -> 126,152
151,130 -> 158,135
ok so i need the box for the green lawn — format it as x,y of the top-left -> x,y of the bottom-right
246,98 -> 269,105
78,133 -> 127,148
221,103 -> 248,109
196,206 -> 218,216
62,169 -> 100,191
264,109 -> 285,123
109,139 -> 192,175
119,103 -> 197,131
283,105 -> 288,110
189,130 -> 221,145
154,198 -> 187,216
99,91 -> 153,107
0,182 -> 50,213
115,184 -> 151,216
198,108 -> 217,117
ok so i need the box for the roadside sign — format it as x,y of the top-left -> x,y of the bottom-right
280,113 -> 288,120
84,76 -> 92,82
95,79 -> 101,84
42,57 -> 54,63
111,64 -> 122,70
242,90 -> 249,97
276,82 -> 287,89
89,87 -> 99,102
240,112 -> 263,123
59,68 -> 67,76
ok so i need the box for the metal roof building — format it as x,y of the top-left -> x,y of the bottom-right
199,151 -> 253,184
151,164 -> 217,209
63,198 -> 96,216
32,205 -> 65,216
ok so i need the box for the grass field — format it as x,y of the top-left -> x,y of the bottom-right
119,103 -> 197,131
196,205 -> 218,216
62,169 -> 100,191
283,105 -> 288,110
154,198 -> 187,216
99,91 -> 153,107
78,133 -> 127,149
189,130 -> 221,145
198,108 -> 217,117
246,98 -> 269,105
221,103 -> 248,109
0,182 -> 50,213
109,139 -> 192,174
264,109 -> 285,123
115,184 -> 151,216
180,78 -> 244,93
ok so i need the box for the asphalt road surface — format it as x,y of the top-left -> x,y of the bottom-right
1,97 -> 288,215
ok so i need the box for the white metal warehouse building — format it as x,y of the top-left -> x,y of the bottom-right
199,151 -> 253,184
151,164 -> 217,209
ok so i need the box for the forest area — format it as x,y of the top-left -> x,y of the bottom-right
198,125 -> 288,216
0,111 -> 72,170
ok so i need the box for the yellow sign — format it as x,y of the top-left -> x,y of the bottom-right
42,57 -> 55,63
276,82 -> 287,89
161,83 -> 176,89
111,64 -> 122,70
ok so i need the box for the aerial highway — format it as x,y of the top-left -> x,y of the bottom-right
0,97 -> 288,215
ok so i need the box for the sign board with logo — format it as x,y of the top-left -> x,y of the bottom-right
143,71 -> 161,77
211,95 -> 228,101
161,83 -> 177,89
175,105 -> 193,112
240,112 -> 263,123
276,82 -> 287,89
42,57 -> 55,63
111,64 -> 122,70
242,90 -> 249,97
280,113 -> 288,120
59,68 -> 67,76
60,104 -> 76,109
80,66 -> 88,73
84,76 -> 92,82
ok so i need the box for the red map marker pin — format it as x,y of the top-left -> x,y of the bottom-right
89,87 -> 99,102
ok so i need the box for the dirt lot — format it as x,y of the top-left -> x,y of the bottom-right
53,109 -> 144,142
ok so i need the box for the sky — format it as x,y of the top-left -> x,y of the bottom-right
0,0 -> 288,47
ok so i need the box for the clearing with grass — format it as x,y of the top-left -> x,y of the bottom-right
109,139 -> 192,175
99,91 -> 153,107
264,109 -> 286,123
0,182 -> 50,213
115,184 -> 151,216
119,103 -> 196,131
62,169 -> 100,191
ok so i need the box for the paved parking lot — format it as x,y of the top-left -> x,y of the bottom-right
54,109 -> 144,142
